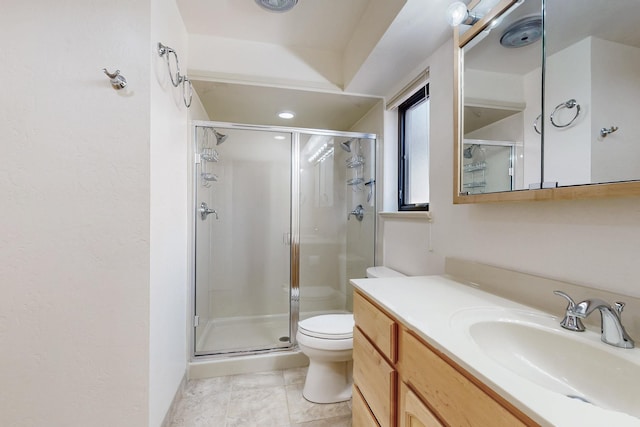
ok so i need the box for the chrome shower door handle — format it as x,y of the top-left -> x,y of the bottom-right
200,202 -> 218,220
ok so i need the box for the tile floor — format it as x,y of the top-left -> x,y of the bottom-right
169,367 -> 352,427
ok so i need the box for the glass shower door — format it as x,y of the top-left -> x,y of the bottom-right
194,125 -> 292,355
297,134 -> 376,320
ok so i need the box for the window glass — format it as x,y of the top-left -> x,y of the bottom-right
398,86 -> 429,210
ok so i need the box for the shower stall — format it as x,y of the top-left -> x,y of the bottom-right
192,122 -> 376,357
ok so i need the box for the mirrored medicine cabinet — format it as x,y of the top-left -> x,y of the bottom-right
453,0 -> 640,203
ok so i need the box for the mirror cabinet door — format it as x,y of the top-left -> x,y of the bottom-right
459,0 -> 543,196
454,0 -> 640,203
543,0 -> 640,187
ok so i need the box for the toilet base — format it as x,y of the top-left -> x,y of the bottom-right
302,359 -> 353,404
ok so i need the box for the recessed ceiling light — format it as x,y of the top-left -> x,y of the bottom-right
278,111 -> 295,119
274,135 -> 286,140
255,0 -> 298,13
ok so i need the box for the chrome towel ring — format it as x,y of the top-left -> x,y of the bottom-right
157,42 -> 192,108
533,114 -> 542,135
550,98 -> 581,129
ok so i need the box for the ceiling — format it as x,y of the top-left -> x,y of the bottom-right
177,0 -> 372,53
176,0 -> 453,129
192,80 -> 381,130
465,0 -> 640,76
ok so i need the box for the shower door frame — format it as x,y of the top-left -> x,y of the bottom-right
190,120 -> 376,359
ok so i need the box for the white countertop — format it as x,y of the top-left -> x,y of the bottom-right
351,275 -> 640,427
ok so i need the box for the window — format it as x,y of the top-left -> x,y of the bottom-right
398,85 -> 429,211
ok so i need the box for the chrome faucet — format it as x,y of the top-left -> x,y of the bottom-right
554,290 -> 635,349
348,204 -> 364,222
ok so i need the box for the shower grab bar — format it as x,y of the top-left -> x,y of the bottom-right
157,42 -> 192,108
550,98 -> 581,129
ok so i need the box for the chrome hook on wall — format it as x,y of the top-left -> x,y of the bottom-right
102,68 -> 127,90
600,126 -> 619,138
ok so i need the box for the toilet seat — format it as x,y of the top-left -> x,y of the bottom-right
298,314 -> 354,340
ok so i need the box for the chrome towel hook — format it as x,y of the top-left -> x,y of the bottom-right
102,68 -> 127,90
600,126 -> 619,138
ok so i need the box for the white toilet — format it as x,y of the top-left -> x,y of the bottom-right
296,266 -> 406,403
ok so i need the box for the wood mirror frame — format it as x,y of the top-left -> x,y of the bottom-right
453,0 -> 640,204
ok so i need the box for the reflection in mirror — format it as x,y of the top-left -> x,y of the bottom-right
462,141 -> 515,194
461,0 -> 543,193
544,0 -> 640,187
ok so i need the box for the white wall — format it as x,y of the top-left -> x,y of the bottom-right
544,38 -> 592,186
537,36 -> 640,186
591,38 -> 640,183
1,1 -> 151,426
188,35 -> 342,92
426,38 -> 640,299
464,69 -> 524,105
1,1 -> 195,425
149,0 -> 192,425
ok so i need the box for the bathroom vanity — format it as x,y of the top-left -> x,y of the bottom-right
351,272 -> 640,427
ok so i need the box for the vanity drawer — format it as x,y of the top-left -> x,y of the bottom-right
352,384 -> 381,427
354,290 -> 397,362
399,329 -> 536,427
353,326 -> 396,427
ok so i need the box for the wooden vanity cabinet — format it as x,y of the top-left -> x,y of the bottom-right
399,329 -> 535,427
353,384 -> 380,426
399,382 -> 444,427
353,291 -> 397,427
353,290 -> 539,427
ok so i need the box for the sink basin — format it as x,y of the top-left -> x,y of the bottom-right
452,309 -> 640,419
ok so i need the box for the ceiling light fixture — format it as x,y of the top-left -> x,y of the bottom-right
446,1 -> 482,27
255,0 -> 298,13
278,111 -> 295,119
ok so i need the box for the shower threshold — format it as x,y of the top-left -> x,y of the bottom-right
194,310 -> 347,357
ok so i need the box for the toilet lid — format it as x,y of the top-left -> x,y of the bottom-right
298,314 -> 354,339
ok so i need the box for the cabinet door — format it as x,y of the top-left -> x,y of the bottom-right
400,383 -> 443,427
353,385 -> 381,427
399,329 -> 534,427
353,327 -> 396,427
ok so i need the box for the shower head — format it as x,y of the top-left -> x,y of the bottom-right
340,139 -> 353,152
255,0 -> 298,13
463,145 -> 477,159
500,16 -> 542,48
213,129 -> 228,145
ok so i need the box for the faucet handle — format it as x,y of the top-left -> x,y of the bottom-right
614,302 -> 626,316
554,290 -> 586,332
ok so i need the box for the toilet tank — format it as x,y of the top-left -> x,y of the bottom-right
366,266 -> 406,278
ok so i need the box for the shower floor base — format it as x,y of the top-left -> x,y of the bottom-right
189,346 -> 310,379
195,310 -> 347,355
